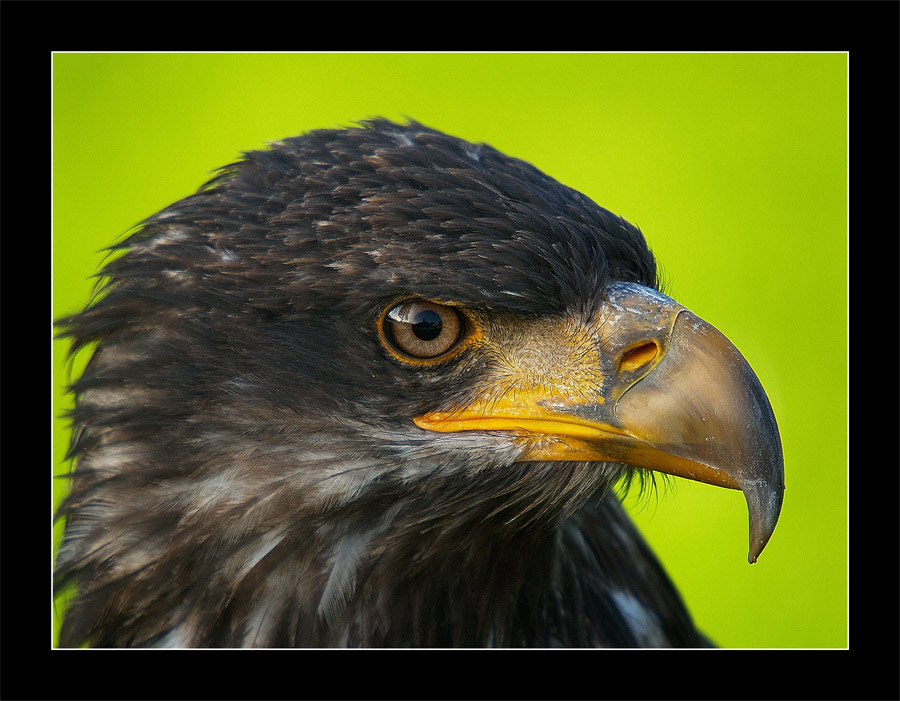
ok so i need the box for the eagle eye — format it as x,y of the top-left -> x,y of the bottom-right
382,300 -> 466,360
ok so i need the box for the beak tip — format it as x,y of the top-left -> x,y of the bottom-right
745,481 -> 784,564
747,536 -> 768,564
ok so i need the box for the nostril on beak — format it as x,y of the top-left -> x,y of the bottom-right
619,342 -> 659,373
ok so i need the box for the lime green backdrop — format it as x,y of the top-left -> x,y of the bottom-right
52,53 -> 847,648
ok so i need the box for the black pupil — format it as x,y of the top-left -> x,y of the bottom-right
411,309 -> 443,341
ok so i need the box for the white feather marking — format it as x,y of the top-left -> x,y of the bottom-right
235,527 -> 288,580
139,226 -> 189,249
390,131 -> 414,148
244,597 -> 279,647
152,624 -> 192,648
316,531 -> 369,622
610,590 -> 666,647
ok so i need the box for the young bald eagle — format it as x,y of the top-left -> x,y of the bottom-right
55,119 -> 783,648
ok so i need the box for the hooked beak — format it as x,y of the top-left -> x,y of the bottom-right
414,282 -> 784,563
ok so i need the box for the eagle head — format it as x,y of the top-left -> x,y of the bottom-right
55,119 -> 783,647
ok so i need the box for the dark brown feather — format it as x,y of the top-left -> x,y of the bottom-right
55,119 -> 708,647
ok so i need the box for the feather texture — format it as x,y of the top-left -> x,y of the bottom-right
55,119 -> 709,647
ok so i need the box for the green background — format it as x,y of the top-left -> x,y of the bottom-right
52,53 -> 847,648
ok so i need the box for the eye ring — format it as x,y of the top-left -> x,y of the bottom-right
380,300 -> 468,361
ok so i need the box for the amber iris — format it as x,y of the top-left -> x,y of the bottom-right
384,300 -> 465,359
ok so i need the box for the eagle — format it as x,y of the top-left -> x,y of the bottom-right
54,119 -> 784,648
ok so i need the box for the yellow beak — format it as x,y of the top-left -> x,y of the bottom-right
414,283 -> 784,563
